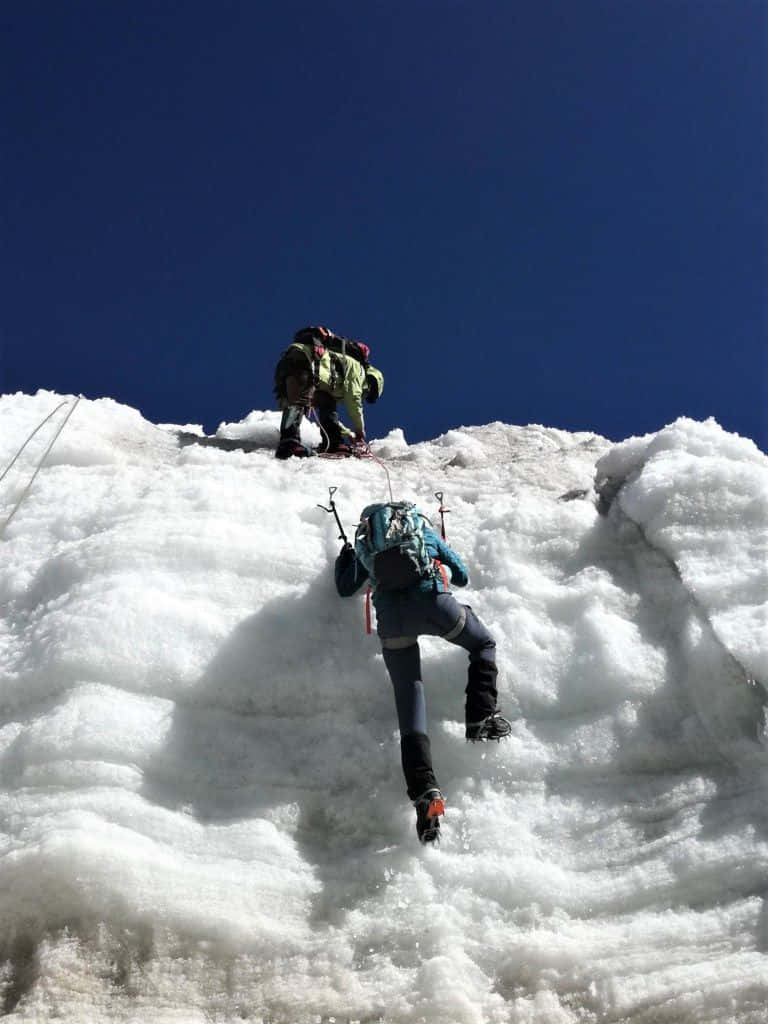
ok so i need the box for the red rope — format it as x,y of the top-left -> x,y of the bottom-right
434,559 -> 449,589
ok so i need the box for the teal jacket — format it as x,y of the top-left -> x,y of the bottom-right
334,526 -> 469,610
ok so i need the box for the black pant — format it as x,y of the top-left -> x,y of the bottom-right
274,355 -> 343,449
376,592 -> 499,800
312,391 -> 344,450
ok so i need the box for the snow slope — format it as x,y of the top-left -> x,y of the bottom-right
1,392 -> 767,1024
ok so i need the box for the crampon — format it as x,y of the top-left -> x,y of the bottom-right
414,788 -> 445,844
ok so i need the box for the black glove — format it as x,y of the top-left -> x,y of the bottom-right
338,542 -> 354,566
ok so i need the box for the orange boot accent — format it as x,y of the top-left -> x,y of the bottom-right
427,795 -> 446,818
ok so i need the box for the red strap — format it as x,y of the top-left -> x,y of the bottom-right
434,559 -> 449,589
365,586 -> 372,634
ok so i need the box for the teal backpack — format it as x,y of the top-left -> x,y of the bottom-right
355,502 -> 435,591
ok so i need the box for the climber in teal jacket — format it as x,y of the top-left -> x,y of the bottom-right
334,522 -> 468,607
333,505 -> 511,844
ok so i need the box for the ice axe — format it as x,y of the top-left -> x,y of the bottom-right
317,486 -> 349,544
434,491 -> 450,540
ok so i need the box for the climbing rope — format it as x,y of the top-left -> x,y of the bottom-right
306,407 -> 393,501
0,399 -> 70,486
307,407 -> 331,453
0,396 -> 81,539
365,443 -> 394,503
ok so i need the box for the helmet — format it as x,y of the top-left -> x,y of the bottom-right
364,366 -> 384,404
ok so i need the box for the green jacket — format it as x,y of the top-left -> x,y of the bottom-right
287,342 -> 367,435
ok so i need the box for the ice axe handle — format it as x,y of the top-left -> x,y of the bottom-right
318,486 -> 349,544
434,491 -> 450,540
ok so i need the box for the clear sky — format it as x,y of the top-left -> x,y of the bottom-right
4,1 -> 766,450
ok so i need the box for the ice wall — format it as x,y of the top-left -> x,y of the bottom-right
1,392 -> 767,1024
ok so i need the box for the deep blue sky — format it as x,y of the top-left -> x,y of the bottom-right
4,1 -> 766,450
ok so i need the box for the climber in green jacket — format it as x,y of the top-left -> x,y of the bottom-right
273,326 -> 384,459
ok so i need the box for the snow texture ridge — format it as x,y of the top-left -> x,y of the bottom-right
1,391 -> 767,1024
595,417 -> 768,685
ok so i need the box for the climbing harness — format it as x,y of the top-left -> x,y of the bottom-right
0,396 -> 81,539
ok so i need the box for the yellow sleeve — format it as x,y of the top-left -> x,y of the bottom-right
342,360 -> 366,435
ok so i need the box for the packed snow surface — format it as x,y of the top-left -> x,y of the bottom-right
1,392 -> 767,1024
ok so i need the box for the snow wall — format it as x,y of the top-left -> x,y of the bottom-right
1,391 -> 767,1024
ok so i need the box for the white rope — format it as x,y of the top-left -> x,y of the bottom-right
375,451 -> 395,503
0,399 -> 70,485
307,406 -> 332,453
0,396 -> 81,539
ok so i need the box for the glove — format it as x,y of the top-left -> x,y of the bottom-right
354,430 -> 366,444
338,542 -> 355,566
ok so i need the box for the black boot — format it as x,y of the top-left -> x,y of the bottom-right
275,439 -> 315,459
465,658 -> 498,725
275,406 -> 314,459
413,788 -> 445,844
464,659 -> 515,740
466,711 -> 512,742
400,732 -> 438,801
400,733 -> 444,842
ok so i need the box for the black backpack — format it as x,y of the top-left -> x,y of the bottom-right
354,502 -> 435,591
293,327 -> 370,368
